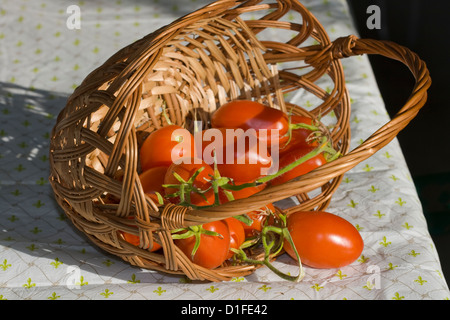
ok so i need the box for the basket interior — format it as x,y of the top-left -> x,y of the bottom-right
82,12 -> 349,205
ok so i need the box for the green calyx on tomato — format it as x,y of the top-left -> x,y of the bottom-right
172,225 -> 224,258
163,165 -> 211,205
172,220 -> 231,269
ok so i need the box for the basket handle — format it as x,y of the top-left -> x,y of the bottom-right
177,35 -> 431,222
259,35 -> 432,202
321,35 -> 431,167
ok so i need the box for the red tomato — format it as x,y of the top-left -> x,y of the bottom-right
140,125 -> 195,172
174,220 -> 231,269
139,166 -> 168,195
118,217 -> 162,252
164,159 -> 215,206
269,146 -> 327,186
240,203 -> 275,238
279,115 -> 318,154
119,231 -> 162,252
211,100 -> 289,146
120,231 -> 141,246
284,211 -> 364,269
199,127 -> 272,182
224,217 -> 246,259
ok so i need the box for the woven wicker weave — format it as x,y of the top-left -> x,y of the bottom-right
49,0 -> 431,282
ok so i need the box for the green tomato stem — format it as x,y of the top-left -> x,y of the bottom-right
257,137 -> 338,184
289,122 -> 320,131
232,214 -> 253,226
234,218 -> 304,282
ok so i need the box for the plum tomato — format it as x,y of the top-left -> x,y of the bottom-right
163,158 -> 215,206
199,127 -> 273,182
174,220 -> 231,269
211,100 -> 289,147
284,211 -> 364,269
139,166 -> 168,195
269,146 -> 327,186
224,217 -> 246,259
140,125 -> 195,172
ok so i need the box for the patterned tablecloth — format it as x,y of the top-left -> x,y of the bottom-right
0,0 -> 449,300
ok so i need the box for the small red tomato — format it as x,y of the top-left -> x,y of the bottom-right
284,211 -> 364,269
240,203 -> 275,238
211,100 -> 289,146
270,146 -> 327,186
224,217 -> 246,259
140,125 -> 195,172
174,221 -> 231,269
164,158 -> 215,206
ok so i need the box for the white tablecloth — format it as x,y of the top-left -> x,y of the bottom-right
0,0 -> 449,300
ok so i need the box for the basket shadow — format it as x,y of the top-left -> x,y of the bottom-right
0,82 -> 169,282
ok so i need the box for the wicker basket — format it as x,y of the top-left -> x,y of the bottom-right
49,0 -> 430,282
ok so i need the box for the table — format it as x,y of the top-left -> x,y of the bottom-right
1,0 -> 449,300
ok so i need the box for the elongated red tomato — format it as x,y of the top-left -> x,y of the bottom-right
139,166 -> 169,205
199,127 -> 272,182
270,146 -> 327,186
211,100 -> 289,146
139,166 -> 167,195
174,221 -> 231,269
164,158 -> 215,206
284,211 -> 364,269
140,125 -> 195,172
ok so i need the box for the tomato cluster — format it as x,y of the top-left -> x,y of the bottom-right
117,100 -> 362,274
